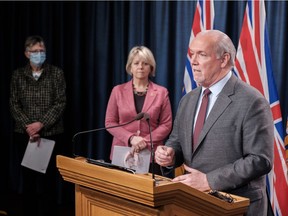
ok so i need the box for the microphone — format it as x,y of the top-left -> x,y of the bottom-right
144,113 -> 155,183
72,112 -> 145,157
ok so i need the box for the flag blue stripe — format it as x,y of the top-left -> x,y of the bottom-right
264,26 -> 279,104
264,24 -> 285,139
185,57 -> 197,91
248,0 -> 253,28
199,0 -> 204,25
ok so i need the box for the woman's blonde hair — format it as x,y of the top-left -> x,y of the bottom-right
126,46 -> 156,77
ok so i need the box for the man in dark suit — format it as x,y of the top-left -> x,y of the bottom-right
155,30 -> 274,216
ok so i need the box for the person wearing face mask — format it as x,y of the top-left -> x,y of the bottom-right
9,35 -> 66,216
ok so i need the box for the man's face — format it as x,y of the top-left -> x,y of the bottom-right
189,34 -> 223,87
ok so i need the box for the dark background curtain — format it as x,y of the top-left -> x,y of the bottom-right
0,0 -> 287,207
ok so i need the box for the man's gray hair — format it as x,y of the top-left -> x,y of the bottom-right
197,30 -> 236,67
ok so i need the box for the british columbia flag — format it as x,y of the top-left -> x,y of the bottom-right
183,0 -> 214,94
234,0 -> 288,215
184,0 -> 288,215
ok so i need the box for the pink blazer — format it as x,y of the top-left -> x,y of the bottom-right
105,80 -> 172,159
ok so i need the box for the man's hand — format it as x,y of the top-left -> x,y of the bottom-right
155,145 -> 175,167
172,164 -> 211,192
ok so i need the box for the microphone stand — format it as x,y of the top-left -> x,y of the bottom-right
72,112 -> 145,157
144,114 -> 155,185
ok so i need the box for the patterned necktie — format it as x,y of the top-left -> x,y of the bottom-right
193,88 -> 211,152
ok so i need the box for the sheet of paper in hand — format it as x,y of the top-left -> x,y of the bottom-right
112,146 -> 151,174
21,138 -> 55,174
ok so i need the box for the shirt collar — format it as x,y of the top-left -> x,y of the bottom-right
202,71 -> 232,97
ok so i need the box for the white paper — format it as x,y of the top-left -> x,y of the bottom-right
112,146 -> 151,174
21,138 -> 55,174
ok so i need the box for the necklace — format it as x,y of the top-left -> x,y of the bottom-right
133,83 -> 149,96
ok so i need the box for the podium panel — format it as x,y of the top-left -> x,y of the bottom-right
57,155 -> 249,216
76,185 -> 160,216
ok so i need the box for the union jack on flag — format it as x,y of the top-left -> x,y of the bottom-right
183,0 -> 214,94
234,0 -> 288,215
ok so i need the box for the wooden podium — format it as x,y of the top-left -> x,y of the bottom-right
56,155 -> 249,216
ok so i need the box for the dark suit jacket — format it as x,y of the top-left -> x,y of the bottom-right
166,74 -> 274,215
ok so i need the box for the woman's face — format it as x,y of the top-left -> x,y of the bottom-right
130,55 -> 151,80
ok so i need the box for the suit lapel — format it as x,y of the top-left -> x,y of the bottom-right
185,88 -> 202,155
194,75 -> 237,152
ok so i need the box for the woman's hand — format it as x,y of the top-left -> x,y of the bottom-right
129,136 -> 147,153
26,122 -> 43,137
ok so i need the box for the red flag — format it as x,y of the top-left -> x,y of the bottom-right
285,118 -> 288,165
183,0 -> 214,94
234,1 -> 288,215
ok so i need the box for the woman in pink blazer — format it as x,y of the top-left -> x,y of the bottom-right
105,46 -> 172,175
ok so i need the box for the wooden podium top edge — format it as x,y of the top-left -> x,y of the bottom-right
57,155 -> 155,192
57,155 -> 250,210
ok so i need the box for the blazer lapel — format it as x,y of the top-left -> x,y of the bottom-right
123,80 -> 138,115
142,81 -> 157,113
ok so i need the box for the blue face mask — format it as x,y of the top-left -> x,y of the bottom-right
30,52 -> 46,67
